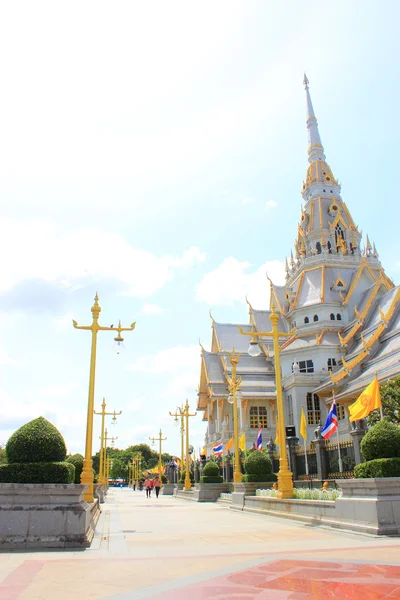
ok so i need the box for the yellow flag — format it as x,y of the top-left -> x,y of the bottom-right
225,437 -> 233,452
239,432 -> 246,452
349,375 -> 382,422
300,407 -> 307,441
201,448 -> 206,457
275,420 -> 280,447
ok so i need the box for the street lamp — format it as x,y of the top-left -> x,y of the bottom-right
226,350 -> 242,485
149,430 -> 167,484
103,428 -> 118,487
94,398 -> 122,488
73,293 -> 136,503
169,405 -> 185,473
181,400 -> 197,491
239,304 -> 294,498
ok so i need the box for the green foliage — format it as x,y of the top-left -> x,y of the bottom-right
242,473 -> 277,483
361,419 -> 400,461
6,417 -> 67,464
91,452 -> 100,474
0,461 -> 75,483
203,461 -> 220,476
200,475 -> 224,483
161,474 -> 168,484
354,458 -> 400,478
0,445 -> 6,465
244,452 -> 273,476
368,377 -> 400,426
66,454 -> 84,484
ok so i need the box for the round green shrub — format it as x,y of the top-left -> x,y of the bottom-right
6,417 -> 67,464
245,452 -> 273,476
354,457 -> 400,478
0,461 -> 75,484
179,471 -> 194,484
360,419 -> 400,461
203,461 -> 220,476
66,453 -> 84,484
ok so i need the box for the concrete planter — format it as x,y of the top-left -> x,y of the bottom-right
231,477 -> 400,536
335,477 -> 400,535
232,481 -> 277,508
0,483 -> 101,549
192,482 -> 230,502
161,483 -> 175,496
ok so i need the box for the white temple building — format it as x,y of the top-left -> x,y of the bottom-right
197,76 -> 400,454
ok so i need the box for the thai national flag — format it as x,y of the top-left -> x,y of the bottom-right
212,443 -> 224,456
321,399 -> 338,440
256,427 -> 262,451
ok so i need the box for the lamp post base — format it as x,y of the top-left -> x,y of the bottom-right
277,468 -> 294,499
81,459 -> 94,503
233,472 -> 242,484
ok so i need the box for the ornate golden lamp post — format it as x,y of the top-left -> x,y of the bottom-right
103,428 -> 118,486
182,400 -> 197,491
94,398 -> 122,488
239,304 -> 294,498
226,350 -> 242,485
149,430 -> 167,484
169,405 -> 185,475
73,293 -> 136,502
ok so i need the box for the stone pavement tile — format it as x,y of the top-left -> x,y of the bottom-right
0,560 -> 45,600
16,555 -> 254,600
143,560 -> 400,600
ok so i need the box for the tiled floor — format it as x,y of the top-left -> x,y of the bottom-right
1,489 -> 400,600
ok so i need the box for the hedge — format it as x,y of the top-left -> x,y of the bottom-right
354,458 -> 400,478
66,454 -> 84,484
200,475 -> 224,483
360,420 -> 400,461
0,461 -> 75,484
242,473 -> 278,483
6,417 -> 67,464
161,474 -> 168,484
179,472 -> 194,484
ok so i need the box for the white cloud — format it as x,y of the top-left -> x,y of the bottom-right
196,257 -> 286,308
0,219 -> 206,298
242,196 -> 255,205
265,200 -> 278,209
129,345 -> 201,376
141,303 -> 164,315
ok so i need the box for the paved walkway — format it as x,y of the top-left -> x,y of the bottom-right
1,488 -> 400,599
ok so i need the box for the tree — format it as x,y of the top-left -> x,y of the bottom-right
368,377 -> 400,426
0,444 -> 6,465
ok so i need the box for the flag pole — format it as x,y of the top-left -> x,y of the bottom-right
301,405 -> 309,477
333,392 -> 343,473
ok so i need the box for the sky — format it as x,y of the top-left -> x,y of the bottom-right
1,1 -> 400,458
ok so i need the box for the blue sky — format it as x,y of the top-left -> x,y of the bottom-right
0,1 -> 399,457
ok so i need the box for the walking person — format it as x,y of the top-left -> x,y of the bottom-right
133,479 -> 136,491
154,476 -> 161,498
144,477 -> 152,498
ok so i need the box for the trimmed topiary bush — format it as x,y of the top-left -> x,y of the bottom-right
200,475 -> 224,483
354,458 -> 400,478
360,419 -> 400,461
242,473 -> 277,483
244,452 -> 273,481
6,417 -> 67,464
0,462 -> 75,484
203,461 -> 220,476
179,471 -> 194,484
161,474 -> 168,484
66,454 -> 84,484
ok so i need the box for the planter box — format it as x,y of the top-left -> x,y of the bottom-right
335,477 -> 400,536
0,483 -> 101,549
161,483 -> 175,496
232,481 -> 277,509
192,482 -> 230,502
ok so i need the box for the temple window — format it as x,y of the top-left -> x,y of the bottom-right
327,358 -> 337,371
306,393 -> 321,425
313,315 -> 319,322
327,241 -> 332,254
249,406 -> 268,429
304,316 -> 309,324
337,403 -> 346,421
296,360 -> 314,374
335,224 -> 345,251
330,313 -> 335,320
316,242 -> 322,254
336,314 -> 342,320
